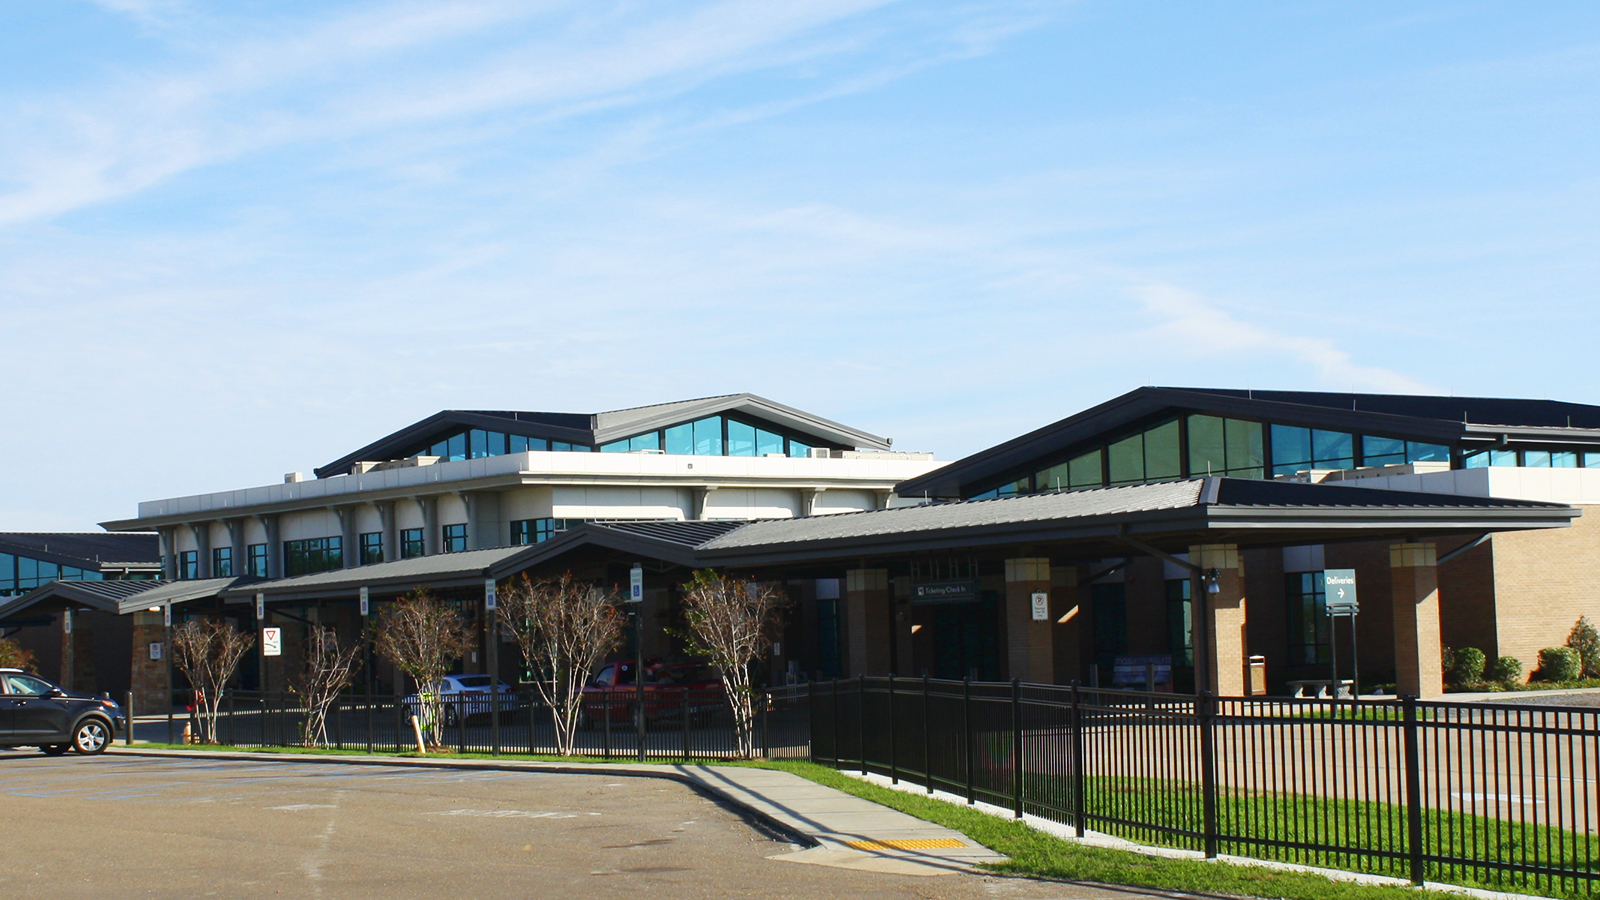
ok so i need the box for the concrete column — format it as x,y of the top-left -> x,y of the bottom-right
691,487 -> 716,521
459,491 -> 503,550
333,506 -> 357,569
1391,542 -> 1444,698
797,488 -> 825,517
845,568 -> 891,676
374,501 -> 397,563
418,496 -> 440,555
1191,543 -> 1248,696
158,528 -> 177,580
1005,557 -> 1053,683
255,514 -> 281,579
224,518 -> 246,578
189,523 -> 212,579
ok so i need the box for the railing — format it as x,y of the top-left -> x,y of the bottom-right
157,686 -> 810,762
802,677 -> 1600,899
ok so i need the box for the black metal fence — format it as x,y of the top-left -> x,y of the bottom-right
145,687 -> 810,762
800,676 -> 1600,899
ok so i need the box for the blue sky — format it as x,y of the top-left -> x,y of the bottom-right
3,1 -> 1599,530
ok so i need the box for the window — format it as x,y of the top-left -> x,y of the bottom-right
284,537 -> 342,577
1036,449 -> 1104,493
1491,449 -> 1518,466
442,523 -> 467,553
246,544 -> 268,578
1588,453 -> 1600,468
1271,425 -> 1353,475
727,420 -> 756,456
693,417 -> 723,456
1553,451 -> 1578,468
212,547 -> 233,578
400,528 -> 424,560
178,550 -> 198,580
1361,437 -> 1451,468
1524,450 -> 1552,467
1286,572 -> 1329,665
1186,415 -> 1263,478
1165,579 -> 1193,667
510,519 -> 572,545
601,432 -> 662,453
788,439 -> 812,458
359,532 -> 383,565
1091,583 -> 1127,670
1108,419 -> 1180,485
757,427 -> 784,456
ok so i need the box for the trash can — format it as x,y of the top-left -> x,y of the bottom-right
1248,655 -> 1267,696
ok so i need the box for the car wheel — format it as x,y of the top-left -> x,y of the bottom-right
41,744 -> 70,756
72,719 -> 111,755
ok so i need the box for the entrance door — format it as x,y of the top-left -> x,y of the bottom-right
1091,583 -> 1127,672
932,591 -> 1000,681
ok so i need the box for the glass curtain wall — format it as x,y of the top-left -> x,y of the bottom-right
0,553 -> 105,596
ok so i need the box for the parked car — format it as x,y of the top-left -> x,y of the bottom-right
580,661 -> 725,727
401,675 -> 521,726
0,668 -> 125,755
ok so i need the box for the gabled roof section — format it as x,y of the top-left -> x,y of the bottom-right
0,579 -> 161,618
0,533 -> 161,570
895,386 -> 1600,499
315,394 -> 892,478
591,393 -> 890,450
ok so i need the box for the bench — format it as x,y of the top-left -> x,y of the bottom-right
1285,678 -> 1355,699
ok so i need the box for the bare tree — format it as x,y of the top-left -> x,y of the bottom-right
292,627 -> 362,748
170,619 -> 255,744
374,590 -> 471,749
0,635 -> 34,670
497,572 -> 624,757
677,570 -> 789,759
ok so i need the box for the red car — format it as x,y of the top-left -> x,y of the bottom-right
580,661 -> 724,727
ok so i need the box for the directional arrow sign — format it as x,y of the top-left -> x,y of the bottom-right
1323,568 -> 1359,615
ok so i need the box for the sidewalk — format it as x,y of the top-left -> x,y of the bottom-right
108,747 -> 1005,877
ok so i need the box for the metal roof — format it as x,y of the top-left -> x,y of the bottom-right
224,547 -> 529,603
896,386 -> 1600,499
0,533 -> 161,570
469,477 -> 1579,572
313,394 -> 891,478
0,579 -> 161,618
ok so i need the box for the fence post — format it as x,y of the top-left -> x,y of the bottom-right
1011,678 -> 1023,819
1070,680 -> 1085,837
888,676 -> 898,784
923,674 -> 932,795
761,690 -> 770,760
831,678 -> 840,769
963,676 -> 973,805
1402,695 -> 1425,886
1199,690 -> 1218,858
858,674 -> 867,775
681,689 -> 690,761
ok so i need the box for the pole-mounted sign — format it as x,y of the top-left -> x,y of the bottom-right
629,564 -> 644,603
262,627 -> 282,657
163,602 -> 172,628
1324,568 -> 1359,615
256,592 -> 265,620
1030,591 -> 1049,622
484,578 -> 497,610
359,586 -> 369,617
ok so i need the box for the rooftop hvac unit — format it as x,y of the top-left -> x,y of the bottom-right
808,448 -> 834,459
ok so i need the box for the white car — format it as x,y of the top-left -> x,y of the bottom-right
401,675 -> 521,726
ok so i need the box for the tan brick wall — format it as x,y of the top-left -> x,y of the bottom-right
1436,535 -> 1498,661
1391,543 -> 1443,698
1191,544 -> 1247,696
845,568 -> 890,676
1490,511 -> 1600,676
1004,558 -> 1052,683
130,612 -> 168,714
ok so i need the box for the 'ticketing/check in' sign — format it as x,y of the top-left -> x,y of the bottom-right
910,580 -> 979,604
1324,568 -> 1359,615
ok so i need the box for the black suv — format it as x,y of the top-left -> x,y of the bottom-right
0,669 -> 125,755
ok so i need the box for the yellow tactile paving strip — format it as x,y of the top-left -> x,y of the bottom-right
843,838 -> 967,851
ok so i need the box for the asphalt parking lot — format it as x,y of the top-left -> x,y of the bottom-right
0,752 -> 1154,900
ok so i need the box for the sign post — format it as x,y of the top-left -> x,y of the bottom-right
629,564 -> 644,762
1322,569 -> 1360,699
484,578 -> 500,753
360,585 -> 373,751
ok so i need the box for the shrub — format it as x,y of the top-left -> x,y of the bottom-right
1487,655 -> 1523,688
1538,647 -> 1582,683
1567,616 -> 1600,678
1448,646 -> 1486,689
0,635 -> 33,670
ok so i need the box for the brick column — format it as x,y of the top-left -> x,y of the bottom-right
59,610 -> 96,693
130,611 -> 167,713
1191,544 -> 1248,696
1005,558 -> 1053,683
845,568 -> 890,676
1052,566 -> 1083,683
1391,542 -> 1444,698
